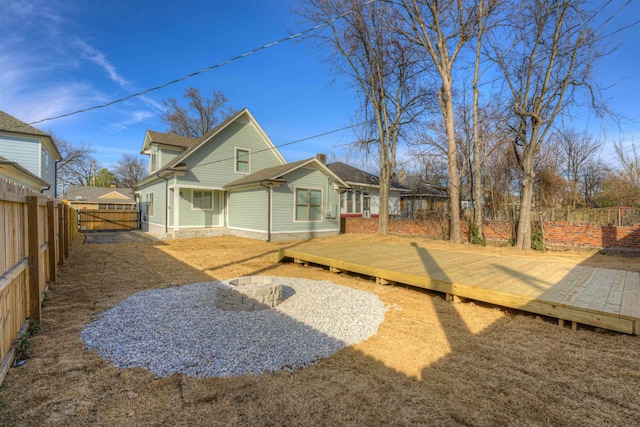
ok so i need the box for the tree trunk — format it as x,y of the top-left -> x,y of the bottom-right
472,1 -> 485,239
378,148 -> 392,235
442,85 -> 461,243
516,155 -> 535,249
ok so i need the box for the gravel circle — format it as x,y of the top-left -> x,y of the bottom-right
81,277 -> 386,378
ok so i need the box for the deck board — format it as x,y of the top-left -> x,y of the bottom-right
277,241 -> 640,335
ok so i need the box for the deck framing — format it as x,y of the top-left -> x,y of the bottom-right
275,242 -> 640,335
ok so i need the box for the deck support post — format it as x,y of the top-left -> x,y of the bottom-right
446,293 -> 462,303
558,318 -> 565,328
571,321 -> 578,331
329,266 -> 342,274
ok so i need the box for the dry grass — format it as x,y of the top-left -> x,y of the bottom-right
1,234 -> 639,426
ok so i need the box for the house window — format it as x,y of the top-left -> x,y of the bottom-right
295,188 -> 322,221
193,190 -> 213,209
235,148 -> 250,173
342,190 -> 362,214
150,152 -> 157,172
146,192 -> 154,217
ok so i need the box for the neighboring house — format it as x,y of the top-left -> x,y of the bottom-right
135,109 -> 349,241
0,110 -> 61,196
0,155 -> 51,192
326,162 -> 408,218
399,175 -> 449,218
66,186 -> 136,210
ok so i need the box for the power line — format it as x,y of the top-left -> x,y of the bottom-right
597,18 -> 640,40
28,0 -> 375,126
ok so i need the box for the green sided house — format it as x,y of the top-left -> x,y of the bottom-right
135,109 -> 349,241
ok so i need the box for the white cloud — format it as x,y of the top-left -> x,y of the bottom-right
74,39 -> 131,89
102,110 -> 154,132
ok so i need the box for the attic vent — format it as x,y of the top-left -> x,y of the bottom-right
75,196 -> 83,200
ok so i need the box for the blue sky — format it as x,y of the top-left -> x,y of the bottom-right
1,0 -> 638,171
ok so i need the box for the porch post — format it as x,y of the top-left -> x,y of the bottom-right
173,186 -> 180,231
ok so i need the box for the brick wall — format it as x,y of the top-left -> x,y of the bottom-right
342,217 -> 640,250
544,222 -> 640,249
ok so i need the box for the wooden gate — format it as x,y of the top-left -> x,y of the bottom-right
78,209 -> 139,231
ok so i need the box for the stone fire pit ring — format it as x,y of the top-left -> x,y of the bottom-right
216,276 -> 285,312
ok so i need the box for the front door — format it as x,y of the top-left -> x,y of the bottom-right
363,195 -> 371,218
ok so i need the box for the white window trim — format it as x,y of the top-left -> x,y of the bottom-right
342,189 -> 363,214
234,147 -> 251,174
147,192 -> 155,217
192,189 -> 214,210
293,186 -> 323,222
150,150 -> 157,173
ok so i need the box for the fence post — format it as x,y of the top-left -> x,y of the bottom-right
63,204 -> 69,258
27,196 -> 41,323
618,207 -> 622,227
58,204 -> 64,267
47,200 -> 56,284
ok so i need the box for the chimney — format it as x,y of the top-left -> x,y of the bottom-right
316,153 -> 327,165
397,169 -> 407,186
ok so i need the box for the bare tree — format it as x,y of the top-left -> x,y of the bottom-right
594,140 -> 640,207
298,0 -> 426,234
614,139 -> 640,189
581,159 -> 608,205
399,0 -> 478,243
470,0 -> 499,240
490,0 -> 605,249
556,128 -> 602,207
596,173 -> 640,207
54,136 -> 97,192
114,154 -> 147,187
162,87 -> 237,138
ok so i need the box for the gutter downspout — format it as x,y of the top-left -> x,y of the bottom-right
54,159 -> 59,198
260,181 -> 272,242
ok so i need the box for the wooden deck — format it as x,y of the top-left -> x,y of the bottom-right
275,241 -> 640,335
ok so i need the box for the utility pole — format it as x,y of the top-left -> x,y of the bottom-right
91,159 -> 97,186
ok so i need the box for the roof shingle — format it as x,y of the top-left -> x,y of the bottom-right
66,186 -> 135,203
0,110 -> 49,137
224,159 -> 312,188
327,162 -> 407,190
146,131 -> 197,149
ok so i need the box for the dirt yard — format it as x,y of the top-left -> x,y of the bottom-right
1,234 -> 639,426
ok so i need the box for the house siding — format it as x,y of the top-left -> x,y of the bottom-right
138,180 -> 167,231
271,166 -> 340,233
178,188 -> 223,228
160,147 -> 183,169
368,190 -> 402,216
227,187 -> 268,232
179,121 -> 284,188
0,134 -> 40,177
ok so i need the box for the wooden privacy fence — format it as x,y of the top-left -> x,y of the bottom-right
0,178 -> 75,384
78,209 -> 139,231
